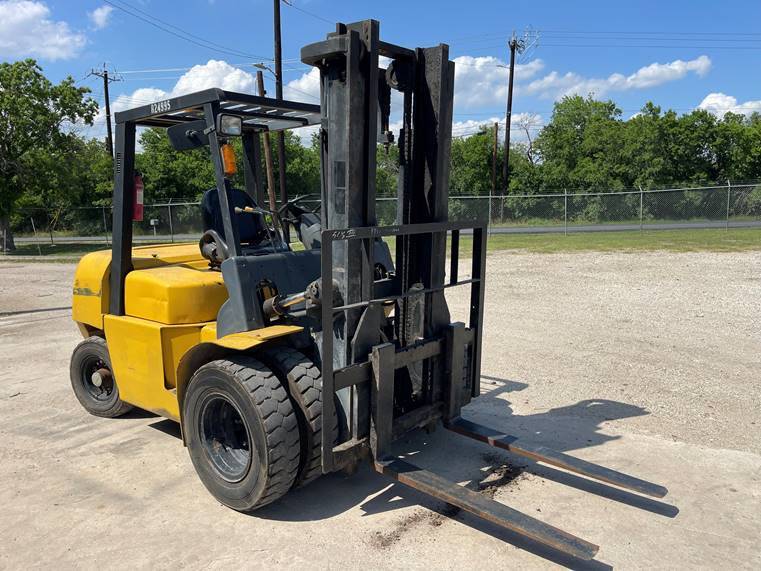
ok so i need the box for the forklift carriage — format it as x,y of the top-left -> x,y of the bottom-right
68,19 -> 668,561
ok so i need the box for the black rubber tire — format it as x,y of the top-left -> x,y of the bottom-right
70,336 -> 133,418
261,347 -> 337,486
182,356 -> 300,511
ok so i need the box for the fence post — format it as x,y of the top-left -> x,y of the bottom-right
102,206 -> 110,246
167,203 -> 174,243
46,210 -> 54,245
726,179 -> 731,231
487,195 -> 492,238
564,188 -> 568,236
29,217 -> 43,255
639,185 -> 644,232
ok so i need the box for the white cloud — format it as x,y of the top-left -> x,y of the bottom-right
109,60 -> 258,116
0,0 -> 85,60
524,55 -> 711,100
110,87 -> 169,114
88,5 -> 113,30
279,53 -> 712,114
173,60 -> 256,95
698,92 -> 761,117
451,113 -> 543,143
104,60 -> 321,144
284,67 -> 321,103
453,56 -> 544,108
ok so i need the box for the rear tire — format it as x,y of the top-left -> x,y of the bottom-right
261,347 -> 337,486
182,356 -> 300,511
70,336 -> 133,418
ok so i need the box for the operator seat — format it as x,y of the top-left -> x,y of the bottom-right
201,186 -> 266,246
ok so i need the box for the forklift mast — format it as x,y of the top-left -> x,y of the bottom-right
302,20 -> 486,469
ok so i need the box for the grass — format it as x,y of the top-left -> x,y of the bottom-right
2,228 -> 759,263
476,228 -> 761,254
0,242 -> 107,262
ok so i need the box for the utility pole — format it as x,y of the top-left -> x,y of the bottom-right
273,0 -> 289,242
491,122 -> 498,196
502,33 -> 524,194
256,71 -> 278,213
88,64 -> 121,158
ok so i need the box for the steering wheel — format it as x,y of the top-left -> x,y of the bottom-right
278,196 -> 319,217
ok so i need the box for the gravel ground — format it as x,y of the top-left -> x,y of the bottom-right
1,251 -> 760,570
445,250 -> 761,454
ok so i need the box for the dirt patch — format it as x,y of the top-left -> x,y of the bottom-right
371,510 -> 432,549
478,452 -> 526,498
371,454 -> 526,548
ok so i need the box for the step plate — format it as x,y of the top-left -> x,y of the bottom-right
446,417 -> 668,499
374,457 -> 599,560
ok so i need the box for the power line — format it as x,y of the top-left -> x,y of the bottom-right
539,43 -> 761,50
281,0 -> 334,25
102,0 -> 274,61
538,34 -> 761,43
536,29 -> 761,36
118,64 -> 309,75
282,84 -> 319,101
446,29 -> 761,46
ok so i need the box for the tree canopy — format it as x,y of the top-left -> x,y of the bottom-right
2,62 -> 760,247
0,59 -> 97,249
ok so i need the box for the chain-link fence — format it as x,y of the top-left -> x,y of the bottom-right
6,182 -> 760,250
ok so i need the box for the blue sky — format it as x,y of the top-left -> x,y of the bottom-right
2,0 -> 760,142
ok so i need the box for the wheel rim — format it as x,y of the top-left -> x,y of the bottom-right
199,394 -> 253,483
80,355 -> 115,402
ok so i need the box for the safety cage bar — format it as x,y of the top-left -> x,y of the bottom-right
319,219 -> 488,471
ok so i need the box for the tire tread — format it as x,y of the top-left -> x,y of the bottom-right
192,356 -> 300,509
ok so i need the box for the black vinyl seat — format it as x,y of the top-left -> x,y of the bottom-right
201,187 -> 267,246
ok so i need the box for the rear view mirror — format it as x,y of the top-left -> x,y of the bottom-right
167,119 -> 209,151
217,114 -> 242,136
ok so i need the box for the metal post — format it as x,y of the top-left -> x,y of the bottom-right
502,34 -> 523,195
488,196 -> 492,238
102,206 -> 110,246
167,203 -> 174,243
564,189 -> 568,236
103,69 -> 114,158
726,179 -> 731,231
88,65 -> 120,158
491,122 -> 498,196
29,217 -> 42,255
256,71 -> 278,213
491,120 -> 499,233
273,0 -> 289,243
639,185 -> 644,232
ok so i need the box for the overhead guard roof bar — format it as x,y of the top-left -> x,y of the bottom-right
113,87 -> 320,133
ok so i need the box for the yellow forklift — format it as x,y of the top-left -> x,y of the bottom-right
70,20 -> 668,560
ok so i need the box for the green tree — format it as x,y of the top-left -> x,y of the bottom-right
449,126 -> 499,196
17,137 -> 112,238
0,59 -> 97,250
533,95 -> 623,191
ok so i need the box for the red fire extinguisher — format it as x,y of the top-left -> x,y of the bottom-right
133,172 -> 144,222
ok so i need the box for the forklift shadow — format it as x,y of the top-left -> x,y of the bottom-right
255,377 -> 675,567
476,375 -> 651,454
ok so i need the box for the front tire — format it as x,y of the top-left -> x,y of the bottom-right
69,336 -> 133,418
261,347 -> 337,487
183,356 -> 300,511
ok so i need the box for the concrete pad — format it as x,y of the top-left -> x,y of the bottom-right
1,253 -> 759,569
